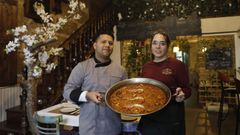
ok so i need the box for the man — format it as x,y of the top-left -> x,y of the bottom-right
63,32 -> 127,135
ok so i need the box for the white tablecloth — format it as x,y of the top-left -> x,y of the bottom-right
37,102 -> 80,127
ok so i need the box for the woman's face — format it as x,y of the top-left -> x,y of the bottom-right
151,33 -> 168,60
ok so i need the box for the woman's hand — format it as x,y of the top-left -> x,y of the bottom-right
86,91 -> 103,104
173,87 -> 185,102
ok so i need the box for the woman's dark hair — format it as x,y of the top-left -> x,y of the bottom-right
93,31 -> 114,42
151,31 -> 171,47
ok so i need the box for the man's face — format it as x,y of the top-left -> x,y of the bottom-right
93,34 -> 114,59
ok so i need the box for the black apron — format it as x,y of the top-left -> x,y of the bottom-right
138,100 -> 186,135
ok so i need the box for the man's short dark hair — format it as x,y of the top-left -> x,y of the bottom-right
93,31 -> 114,42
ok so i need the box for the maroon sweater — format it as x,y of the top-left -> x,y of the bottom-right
142,57 -> 191,99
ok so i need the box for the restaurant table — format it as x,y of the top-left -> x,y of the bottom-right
37,102 -> 80,127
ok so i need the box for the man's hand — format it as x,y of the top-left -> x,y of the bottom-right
86,91 -> 103,104
173,87 -> 185,102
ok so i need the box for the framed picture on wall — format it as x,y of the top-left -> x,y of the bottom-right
205,47 -> 232,69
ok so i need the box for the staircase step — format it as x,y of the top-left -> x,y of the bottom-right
0,120 -> 28,135
6,105 -> 28,127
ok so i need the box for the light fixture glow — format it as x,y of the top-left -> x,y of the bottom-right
173,46 -> 179,52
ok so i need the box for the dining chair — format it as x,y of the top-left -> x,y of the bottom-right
217,72 -> 231,135
234,78 -> 240,135
34,112 -> 63,135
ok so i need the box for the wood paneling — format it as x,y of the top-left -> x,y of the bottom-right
88,0 -> 112,18
0,0 -> 18,86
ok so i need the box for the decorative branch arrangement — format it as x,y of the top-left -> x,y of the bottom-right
3,1 -> 86,134
5,0 -> 86,78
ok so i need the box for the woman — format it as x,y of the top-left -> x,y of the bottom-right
138,32 -> 191,135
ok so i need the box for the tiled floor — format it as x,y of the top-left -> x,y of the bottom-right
186,106 -> 239,135
185,88 -> 239,135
